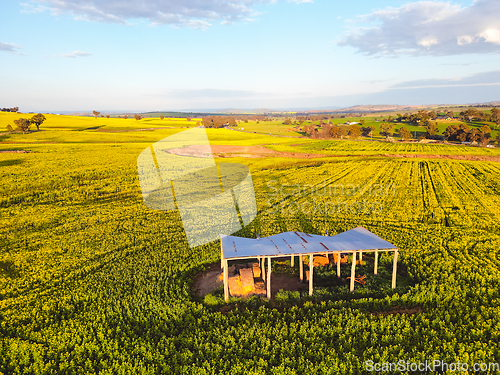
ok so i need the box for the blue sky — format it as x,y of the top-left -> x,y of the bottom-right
1,0 -> 499,112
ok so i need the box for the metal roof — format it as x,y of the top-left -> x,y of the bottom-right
221,226 -> 397,260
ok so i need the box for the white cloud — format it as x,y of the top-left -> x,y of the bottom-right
339,0 -> 500,56
29,0 -> 282,27
61,51 -> 92,58
457,35 -> 473,45
480,29 -> 500,44
418,37 -> 438,47
20,2 -> 48,13
0,42 -> 24,55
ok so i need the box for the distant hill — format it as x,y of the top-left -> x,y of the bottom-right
331,104 -> 426,113
469,100 -> 500,107
49,100 -> 499,117
179,108 -> 283,114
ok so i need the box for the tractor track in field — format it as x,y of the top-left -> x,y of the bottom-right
167,144 -> 500,162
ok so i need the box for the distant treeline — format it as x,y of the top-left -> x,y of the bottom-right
201,114 -> 352,128
201,115 -> 273,128
1,107 -> 19,112
302,108 -> 500,145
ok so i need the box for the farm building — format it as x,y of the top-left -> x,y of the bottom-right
220,226 -> 398,301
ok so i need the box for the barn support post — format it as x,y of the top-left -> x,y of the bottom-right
266,257 -> 272,299
262,256 -> 266,282
374,249 -> 379,275
350,252 -> 357,292
223,258 -> 229,301
299,254 -> 304,281
392,250 -> 398,289
359,251 -> 363,262
291,255 -> 294,268
336,252 -> 341,277
220,241 -> 224,269
309,254 -> 314,296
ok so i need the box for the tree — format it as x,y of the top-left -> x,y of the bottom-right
93,110 -> 100,119
495,132 -> 500,145
331,126 -> 341,139
349,125 -> 362,139
283,118 -> 292,125
443,125 -> 459,141
457,132 -> 468,143
380,122 -> 395,138
1,107 -> 19,112
186,117 -> 191,121
459,108 -> 482,122
201,117 -> 212,127
408,110 -> 430,124
339,125 -> 349,139
304,124 -> 315,137
106,115 -> 110,119
480,124 -> 492,138
479,133 -> 490,147
14,118 -> 31,133
160,115 -> 165,120
459,123 -> 470,133
362,126 -> 376,137
491,108 -> 500,128
6,124 -> 13,132
467,128 -> 480,142
123,115 -> 128,120
134,114 -> 142,121
425,121 -> 439,137
318,124 -> 331,139
398,127 -> 412,140
30,113 -> 46,131
446,110 -> 455,118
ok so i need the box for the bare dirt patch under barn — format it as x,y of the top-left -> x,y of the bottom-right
192,262 -> 309,299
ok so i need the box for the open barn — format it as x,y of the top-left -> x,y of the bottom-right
220,226 -> 398,301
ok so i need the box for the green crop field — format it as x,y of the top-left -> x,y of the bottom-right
1,113 -> 500,374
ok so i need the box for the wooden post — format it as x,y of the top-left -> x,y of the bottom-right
220,241 -> 224,269
392,250 -> 398,289
359,251 -> 363,262
291,255 -> 294,267
309,254 -> 314,296
374,249 -> 379,275
266,257 -> 271,299
224,259 -> 229,301
299,254 -> 304,281
336,252 -> 341,277
350,252 -> 356,292
262,256 -> 266,282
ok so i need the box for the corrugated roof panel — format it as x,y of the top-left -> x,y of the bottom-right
221,226 -> 397,260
